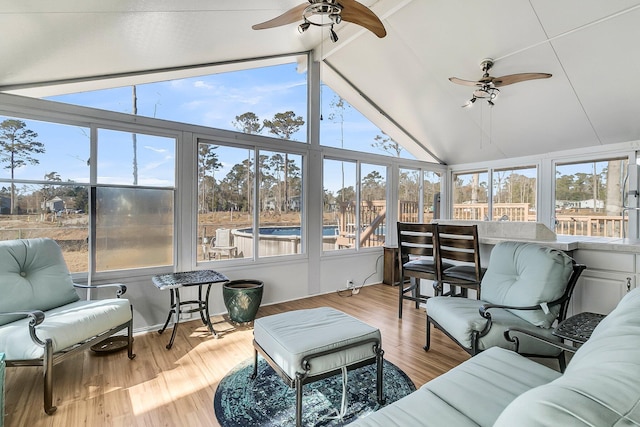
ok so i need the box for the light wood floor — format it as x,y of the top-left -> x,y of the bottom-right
4,284 -> 470,427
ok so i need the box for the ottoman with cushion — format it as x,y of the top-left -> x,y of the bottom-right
252,307 -> 384,426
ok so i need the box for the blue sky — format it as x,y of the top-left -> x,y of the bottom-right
1,60 -> 409,193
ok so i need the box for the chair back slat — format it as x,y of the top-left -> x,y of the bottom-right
439,247 -> 476,263
434,224 -> 481,265
433,224 -> 484,293
397,222 -> 436,262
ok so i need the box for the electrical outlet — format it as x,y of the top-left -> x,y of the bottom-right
347,280 -> 354,289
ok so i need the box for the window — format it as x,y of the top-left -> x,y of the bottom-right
258,150 -> 303,257
197,142 -> 304,260
323,159 -> 357,251
492,166 -> 536,221
46,58 -> 308,142
94,187 -> 173,271
198,143 -> 254,261
320,85 -> 415,159
94,130 -> 175,271
399,168 -> 420,222
453,171 -> 489,220
0,118 -> 176,273
555,158 -> 628,237
0,117 -> 90,272
360,163 -> 387,248
397,168 -> 441,223
424,170 -> 442,221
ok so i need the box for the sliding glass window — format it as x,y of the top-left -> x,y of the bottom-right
0,117 -> 90,272
0,117 -> 176,273
492,166 -> 537,221
360,163 -> 387,248
323,159 -> 357,251
94,129 -> 175,271
197,141 -> 304,261
258,150 -> 303,257
198,143 -> 254,261
453,171 -> 489,220
555,158 -> 627,237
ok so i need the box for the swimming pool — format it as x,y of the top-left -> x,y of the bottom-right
237,226 -> 338,236
232,226 -> 340,257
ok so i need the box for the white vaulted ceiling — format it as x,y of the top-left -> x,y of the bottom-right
2,0 -> 640,164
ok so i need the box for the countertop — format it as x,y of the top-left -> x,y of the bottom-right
480,235 -> 640,253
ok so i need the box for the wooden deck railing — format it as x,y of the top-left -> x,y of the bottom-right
554,215 -> 625,238
335,201 -> 627,243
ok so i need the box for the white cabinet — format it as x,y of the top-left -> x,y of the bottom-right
571,249 -> 635,315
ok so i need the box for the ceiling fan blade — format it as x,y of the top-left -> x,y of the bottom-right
252,3 -> 308,30
492,73 -> 552,87
339,0 -> 387,38
449,77 -> 482,87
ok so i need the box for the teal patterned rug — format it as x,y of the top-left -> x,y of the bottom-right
214,357 -> 415,426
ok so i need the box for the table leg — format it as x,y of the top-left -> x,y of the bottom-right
197,284 -> 208,325
204,282 -> 219,338
166,288 -> 181,349
158,288 -> 176,335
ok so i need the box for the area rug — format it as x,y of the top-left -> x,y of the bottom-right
214,357 -> 416,426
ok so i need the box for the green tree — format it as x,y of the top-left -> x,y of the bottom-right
336,186 -> 356,203
263,111 -> 304,212
328,96 -> 349,197
0,119 -> 45,214
198,144 -> 221,213
221,160 -> 253,211
41,171 -> 62,210
232,112 -> 262,134
362,170 -> 385,201
372,133 -> 403,157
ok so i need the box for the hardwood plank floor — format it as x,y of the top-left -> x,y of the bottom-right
4,284 -> 470,427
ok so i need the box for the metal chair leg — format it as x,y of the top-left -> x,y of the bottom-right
375,345 -> 385,405
398,278 -> 404,319
424,318 -> 432,351
295,373 -> 304,427
43,339 -> 56,415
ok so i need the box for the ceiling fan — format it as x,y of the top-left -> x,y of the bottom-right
252,0 -> 387,42
450,58 -> 552,107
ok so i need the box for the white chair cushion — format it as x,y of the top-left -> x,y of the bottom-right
495,288 -> 640,426
0,298 -> 131,360
480,242 -> 573,328
0,238 -> 80,326
352,347 -> 561,427
426,296 -> 562,355
253,307 -> 381,379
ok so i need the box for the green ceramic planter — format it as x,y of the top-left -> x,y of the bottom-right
223,280 -> 264,324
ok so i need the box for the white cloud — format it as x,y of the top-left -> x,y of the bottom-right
194,80 -> 215,90
144,145 -> 167,154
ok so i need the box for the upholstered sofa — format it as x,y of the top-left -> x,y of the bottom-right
352,287 -> 640,426
0,238 -> 135,415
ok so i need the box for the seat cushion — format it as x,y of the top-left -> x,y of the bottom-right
351,347 -> 561,427
403,258 -> 436,273
480,242 -> 573,328
0,238 -> 80,326
0,298 -> 132,360
442,265 -> 487,283
404,259 -> 454,275
253,307 -> 381,379
427,296 -> 562,356
495,288 -> 640,426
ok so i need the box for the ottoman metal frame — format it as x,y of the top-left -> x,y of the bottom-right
252,337 -> 385,427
